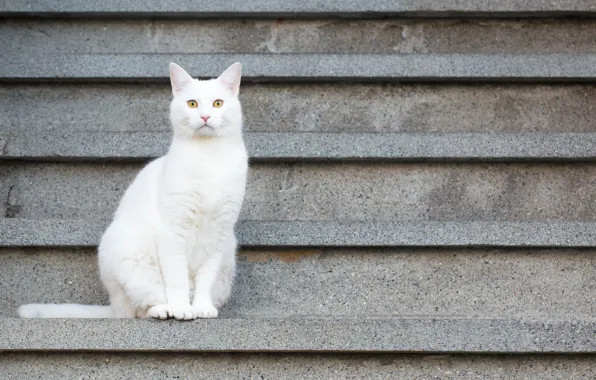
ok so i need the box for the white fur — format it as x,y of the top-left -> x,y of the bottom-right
19,62 -> 248,319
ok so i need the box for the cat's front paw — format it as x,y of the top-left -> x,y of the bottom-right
147,304 -> 197,320
170,304 -> 196,320
147,304 -> 172,320
192,302 -> 218,319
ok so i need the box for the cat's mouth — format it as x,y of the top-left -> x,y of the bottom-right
193,124 -> 216,136
192,123 -> 214,131
198,125 -> 215,132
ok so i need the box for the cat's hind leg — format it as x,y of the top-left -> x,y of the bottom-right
105,282 -> 136,318
116,254 -> 170,319
100,225 -> 170,319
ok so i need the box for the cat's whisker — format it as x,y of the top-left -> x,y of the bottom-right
182,126 -> 195,141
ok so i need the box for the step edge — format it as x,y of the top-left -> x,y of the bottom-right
2,132 -> 595,162
2,317 -> 595,353
2,220 -> 596,248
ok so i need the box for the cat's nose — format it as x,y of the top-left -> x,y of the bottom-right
201,116 -> 210,122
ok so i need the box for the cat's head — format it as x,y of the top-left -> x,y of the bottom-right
169,62 -> 242,138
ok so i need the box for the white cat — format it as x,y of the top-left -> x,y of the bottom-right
18,62 -> 248,320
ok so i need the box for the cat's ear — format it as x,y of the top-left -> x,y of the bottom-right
169,62 -> 193,96
217,62 -> 242,96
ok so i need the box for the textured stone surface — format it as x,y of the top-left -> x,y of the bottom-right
3,53 -> 596,82
3,132 -> 596,162
5,19 -> 596,54
2,353 -> 596,380
3,84 -> 596,133
1,4 -> 595,374
2,0 -> 596,17
1,219 -> 596,248
3,248 -> 596,319
2,162 -> 596,221
1,317 -> 596,352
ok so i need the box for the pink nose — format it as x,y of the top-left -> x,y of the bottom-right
201,116 -> 210,122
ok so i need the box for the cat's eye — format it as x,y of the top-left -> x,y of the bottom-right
213,99 -> 224,108
187,100 -> 198,108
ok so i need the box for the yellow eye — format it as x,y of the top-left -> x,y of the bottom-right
187,100 -> 198,108
213,99 -> 224,108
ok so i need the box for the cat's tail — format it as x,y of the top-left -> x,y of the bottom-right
18,303 -> 113,318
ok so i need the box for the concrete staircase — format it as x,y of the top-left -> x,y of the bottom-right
2,2 -> 596,378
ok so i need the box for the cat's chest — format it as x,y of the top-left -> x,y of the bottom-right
190,167 -> 237,198
160,142 -> 247,222
187,174 -> 231,209
165,161 -> 245,217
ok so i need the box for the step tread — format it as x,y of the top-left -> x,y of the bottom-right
2,317 -> 595,353
2,132 -> 596,162
2,219 -> 596,248
2,1 -> 596,18
3,54 -> 596,83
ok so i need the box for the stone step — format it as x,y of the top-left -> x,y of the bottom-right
3,83 -> 595,134
3,352 -> 595,380
5,19 -> 596,55
2,1 -> 596,18
3,54 -> 596,83
2,219 -> 596,248
2,132 -> 595,162
3,162 -> 596,221
1,317 -> 595,353
3,247 -> 595,319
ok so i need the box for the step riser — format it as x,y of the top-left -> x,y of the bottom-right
2,352 -> 595,380
3,248 -> 596,319
3,84 -> 596,133
2,162 -> 595,221
5,20 -> 596,55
